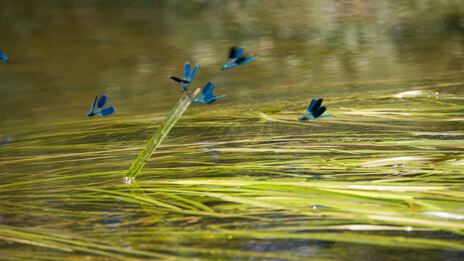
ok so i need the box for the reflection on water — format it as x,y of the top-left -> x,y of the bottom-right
0,134 -> 13,147
0,0 -> 463,128
0,0 -> 463,260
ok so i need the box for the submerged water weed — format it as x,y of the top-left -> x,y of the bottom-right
1,81 -> 463,259
2,0 -> 464,258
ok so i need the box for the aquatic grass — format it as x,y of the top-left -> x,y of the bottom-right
0,170 -> 124,189
0,225 -> 182,260
2,172 -> 463,258
1,83 -> 464,259
125,89 -> 201,179
107,229 -> 464,251
2,1 -> 464,258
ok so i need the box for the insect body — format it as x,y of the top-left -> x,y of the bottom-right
86,94 -> 116,117
169,61 -> 199,92
221,46 -> 258,70
193,82 -> 225,104
299,98 -> 332,120
0,49 -> 9,61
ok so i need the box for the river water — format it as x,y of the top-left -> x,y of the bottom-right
1,1 -> 463,260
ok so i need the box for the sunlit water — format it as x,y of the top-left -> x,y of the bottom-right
1,1 -> 463,260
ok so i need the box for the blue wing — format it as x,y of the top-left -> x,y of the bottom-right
189,64 -> 199,82
311,105 -> 326,118
228,47 -> 237,60
225,55 -> 257,68
307,98 -> 322,112
170,75 -> 189,84
194,82 -> 217,103
184,61 -> 191,80
233,47 -> 245,60
86,96 -> 98,116
202,82 -> 215,101
223,47 -> 249,70
97,94 -> 108,108
98,106 -> 116,116
0,49 -> 8,61
235,57 -> 247,64
300,98 -> 332,120
300,98 -> 321,120
228,47 -> 245,62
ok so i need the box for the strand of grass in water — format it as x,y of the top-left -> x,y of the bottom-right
125,88 -> 201,179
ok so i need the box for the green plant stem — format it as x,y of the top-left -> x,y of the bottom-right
125,88 -> 201,179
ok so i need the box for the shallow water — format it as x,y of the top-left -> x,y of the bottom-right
1,1 -> 464,260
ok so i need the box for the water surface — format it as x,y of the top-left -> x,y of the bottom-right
1,1 -> 463,260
